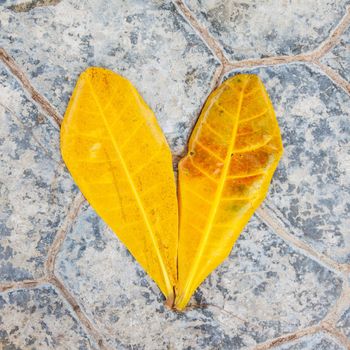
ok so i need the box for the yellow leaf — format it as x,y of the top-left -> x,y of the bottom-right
60,67 -> 178,303
175,74 -> 283,310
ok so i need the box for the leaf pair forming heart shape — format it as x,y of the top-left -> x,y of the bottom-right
61,67 -> 283,310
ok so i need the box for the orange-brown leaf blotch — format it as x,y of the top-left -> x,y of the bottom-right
60,67 -> 178,302
175,74 -> 283,310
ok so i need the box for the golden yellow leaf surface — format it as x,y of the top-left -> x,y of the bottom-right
175,74 -> 283,310
61,67 -> 178,302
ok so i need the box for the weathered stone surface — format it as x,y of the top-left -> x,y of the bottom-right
336,306 -> 350,340
0,62 -> 77,282
1,1 -> 349,349
321,25 -> 350,83
183,0 -> 350,61
226,63 -> 350,264
272,332 -> 345,350
0,284 -> 98,349
56,203 -> 342,349
0,0 -> 219,155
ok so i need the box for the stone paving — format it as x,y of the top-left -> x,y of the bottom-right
0,1 -> 349,349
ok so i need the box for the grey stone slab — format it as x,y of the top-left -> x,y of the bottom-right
183,0 -> 350,61
225,63 -> 350,264
271,332 -> 345,350
0,284 -> 98,349
0,0 -> 220,156
336,306 -> 350,340
321,25 -> 350,84
56,203 -> 342,349
0,62 -> 77,282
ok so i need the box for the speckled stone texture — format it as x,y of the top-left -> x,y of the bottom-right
0,0 -> 219,155
322,25 -> 350,83
183,0 -> 350,61
55,203 -> 342,349
0,285 -> 98,349
337,306 -> 350,340
0,62 -> 77,282
273,332 -> 346,350
1,0 -> 350,349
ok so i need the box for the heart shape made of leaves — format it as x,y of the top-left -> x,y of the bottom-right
61,67 -> 283,310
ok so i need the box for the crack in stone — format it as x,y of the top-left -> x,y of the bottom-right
323,278 -> 350,325
48,275 -> 111,350
314,61 -> 350,94
251,325 -> 323,350
0,47 -> 62,126
45,192 -> 86,275
318,278 -> 350,349
173,0 -> 230,65
256,207 -> 350,276
313,6 -> 350,59
44,192 -> 113,350
191,302 -> 252,325
190,276 -> 350,350
7,0 -> 62,13
1,2 -> 350,348
321,322 -> 350,349
225,54 -> 310,71
0,278 -> 46,293
0,276 -> 110,349
0,193 -> 109,349
173,0 -> 350,98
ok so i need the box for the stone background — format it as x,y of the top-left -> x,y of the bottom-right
0,0 -> 350,349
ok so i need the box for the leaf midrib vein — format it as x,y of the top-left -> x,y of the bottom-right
86,78 -> 172,296
180,78 -> 250,306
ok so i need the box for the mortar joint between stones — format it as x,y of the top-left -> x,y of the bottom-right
1,3 -> 350,348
